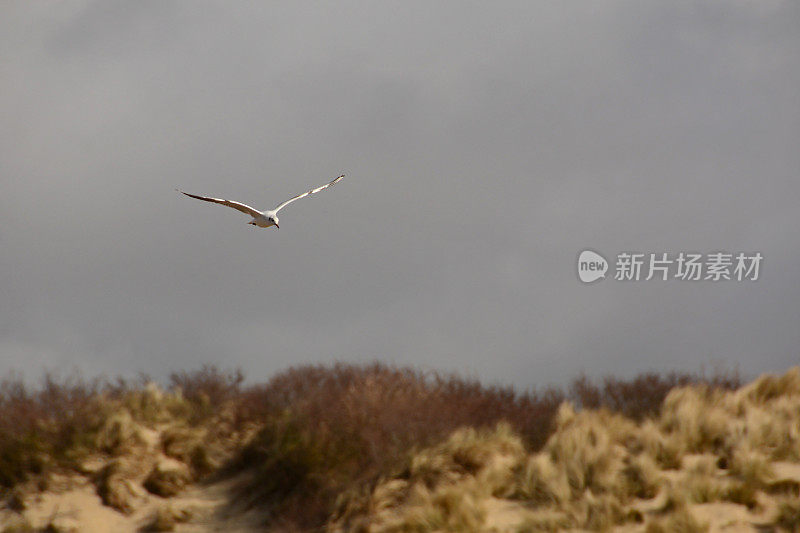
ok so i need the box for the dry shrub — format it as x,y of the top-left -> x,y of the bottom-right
169,366 -> 243,424
775,496 -> 800,531
620,453 -> 661,499
160,426 -> 204,462
7,489 -> 26,512
143,504 -> 192,532
0,364 -> 252,500
542,403 -> 640,497
0,373 -> 105,488
578,491 -> 628,530
94,459 -> 138,514
769,478 -> 800,498
331,424 -> 523,533
649,366 -> 800,511
384,481 -> 487,532
94,410 -> 146,455
2,364 -> 796,532
723,481 -> 758,509
640,420 -> 684,470
739,367 -> 800,405
233,363 -> 562,530
716,368 -> 800,463
144,506 -> 177,532
570,368 -> 745,476
738,399 -> 800,462
143,459 -> 191,497
516,404 -> 660,529
683,454 -> 717,475
409,423 -> 525,497
659,386 -> 731,454
340,402 -> 662,532
119,382 -> 194,426
159,425 -> 219,478
729,447 -> 775,488
517,453 -> 570,505
683,472 -> 724,504
645,506 -> 708,533
331,366 -> 796,532
570,369 -> 741,421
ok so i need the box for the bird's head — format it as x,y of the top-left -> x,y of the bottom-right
271,216 -> 279,229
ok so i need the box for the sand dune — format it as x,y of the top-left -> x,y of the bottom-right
331,368 -> 800,532
1,367 -> 799,532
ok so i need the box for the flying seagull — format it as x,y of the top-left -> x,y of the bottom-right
177,174 -> 345,229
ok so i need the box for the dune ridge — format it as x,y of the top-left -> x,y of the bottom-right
0,365 -> 797,532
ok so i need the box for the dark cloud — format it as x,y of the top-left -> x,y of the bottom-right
1,1 -> 798,387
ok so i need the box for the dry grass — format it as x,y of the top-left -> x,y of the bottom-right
330,424 -> 521,532
3,363 -> 797,533
775,496 -> 800,531
230,363 -> 563,530
723,481 -> 759,509
95,458 -> 137,514
516,453 -> 571,505
0,366 -> 249,490
333,366 -> 799,533
1,518 -> 35,533
645,506 -> 709,533
143,504 -> 192,532
541,403 -> 641,496
0,372 -> 106,489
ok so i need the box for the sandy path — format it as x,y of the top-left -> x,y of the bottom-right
0,471 -> 265,533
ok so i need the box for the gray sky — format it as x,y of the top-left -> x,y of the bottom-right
1,1 -> 798,389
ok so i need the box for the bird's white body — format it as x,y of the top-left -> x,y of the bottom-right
177,175 -> 344,230
250,211 -> 279,228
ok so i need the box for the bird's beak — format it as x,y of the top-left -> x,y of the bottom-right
275,224 -> 280,229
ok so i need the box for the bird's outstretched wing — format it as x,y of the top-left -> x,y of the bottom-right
273,175 -> 345,213
176,190 -> 263,218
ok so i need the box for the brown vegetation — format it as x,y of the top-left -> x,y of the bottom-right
3,363 -> 800,533
228,363 -> 565,530
331,367 -> 800,532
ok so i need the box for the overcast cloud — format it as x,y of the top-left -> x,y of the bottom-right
1,1 -> 798,388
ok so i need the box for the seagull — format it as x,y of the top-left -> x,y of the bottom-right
177,174 -> 344,229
